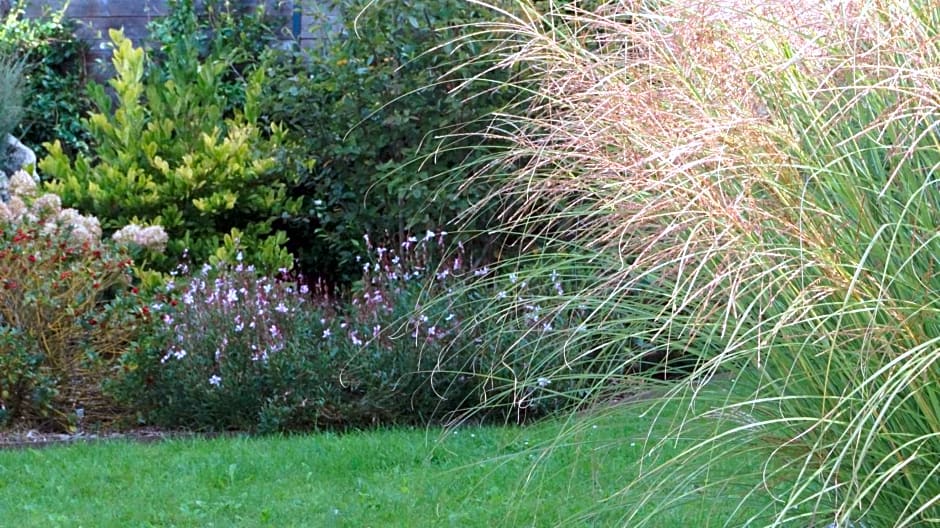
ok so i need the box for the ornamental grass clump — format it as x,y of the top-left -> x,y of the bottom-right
443,0 -> 940,526
0,52 -> 26,172
0,172 -> 161,431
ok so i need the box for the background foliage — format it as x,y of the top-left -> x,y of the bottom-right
0,0 -> 91,158
259,0 -> 517,283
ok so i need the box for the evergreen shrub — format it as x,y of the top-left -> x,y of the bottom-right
40,29 -> 300,274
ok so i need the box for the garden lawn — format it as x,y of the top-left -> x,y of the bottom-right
0,396 -> 750,527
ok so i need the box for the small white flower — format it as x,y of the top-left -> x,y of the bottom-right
209,375 -> 222,387
509,273 -> 518,284
322,328 -> 332,339
275,302 -> 289,313
536,377 -> 551,387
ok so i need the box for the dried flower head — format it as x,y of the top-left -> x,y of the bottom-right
9,170 -> 38,198
67,225 -> 95,245
137,225 -> 169,253
5,196 -> 26,221
30,193 -> 62,218
112,223 -> 168,253
0,201 -> 12,223
76,215 -> 102,241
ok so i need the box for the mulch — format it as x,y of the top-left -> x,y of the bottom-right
0,428 -> 225,450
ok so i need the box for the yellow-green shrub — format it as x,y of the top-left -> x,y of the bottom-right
41,29 -> 300,273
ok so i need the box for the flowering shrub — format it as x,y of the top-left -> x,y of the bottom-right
112,250 -> 459,432
111,258 -> 319,431
0,171 -> 159,430
110,230 -> 656,432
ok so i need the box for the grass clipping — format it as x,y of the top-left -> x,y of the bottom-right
450,0 -> 940,526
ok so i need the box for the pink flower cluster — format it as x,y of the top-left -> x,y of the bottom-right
157,263 -> 312,383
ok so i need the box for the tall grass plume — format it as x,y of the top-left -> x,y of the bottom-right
442,0 -> 940,525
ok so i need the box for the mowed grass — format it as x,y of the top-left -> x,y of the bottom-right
0,394 -> 751,527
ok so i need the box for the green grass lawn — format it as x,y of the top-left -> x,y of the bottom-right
0,397 -> 748,527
